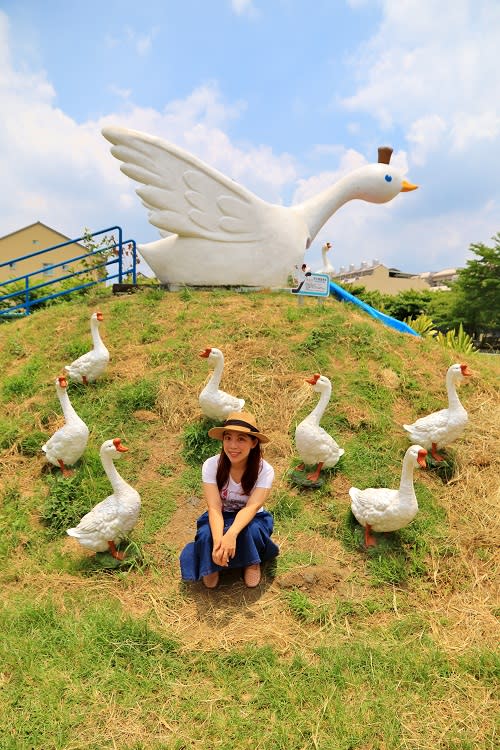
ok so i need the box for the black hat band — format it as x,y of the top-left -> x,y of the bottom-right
223,419 -> 259,432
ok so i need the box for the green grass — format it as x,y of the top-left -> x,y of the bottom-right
182,418 -> 219,466
0,596 -> 496,750
284,589 -> 331,624
0,288 -> 497,750
336,483 -> 450,585
40,460 -> 111,536
0,484 -> 33,561
2,356 -> 43,401
115,377 -> 159,413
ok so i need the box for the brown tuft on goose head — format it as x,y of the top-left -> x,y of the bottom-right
378,146 -> 393,165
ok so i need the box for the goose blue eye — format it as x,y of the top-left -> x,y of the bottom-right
384,174 -> 392,182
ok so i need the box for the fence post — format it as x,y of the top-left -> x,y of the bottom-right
24,276 -> 31,315
118,226 -> 123,283
131,241 -> 137,284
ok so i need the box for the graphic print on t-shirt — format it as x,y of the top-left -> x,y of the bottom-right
220,484 -> 247,512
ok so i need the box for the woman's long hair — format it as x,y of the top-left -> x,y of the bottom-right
216,437 -> 262,496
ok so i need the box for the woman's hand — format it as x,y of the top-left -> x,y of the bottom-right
212,530 -> 237,566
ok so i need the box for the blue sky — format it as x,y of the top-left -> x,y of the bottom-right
1,0 -> 499,275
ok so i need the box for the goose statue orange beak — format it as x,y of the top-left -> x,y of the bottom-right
460,364 -> 472,376
306,374 -> 321,385
417,448 -> 428,468
401,180 -> 418,192
113,438 -> 129,452
199,348 -> 212,358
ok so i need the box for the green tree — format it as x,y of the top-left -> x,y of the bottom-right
427,289 -> 461,331
452,233 -> 500,332
383,289 -> 432,320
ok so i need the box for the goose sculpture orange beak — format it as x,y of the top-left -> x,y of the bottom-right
417,448 -> 428,468
113,438 -> 128,452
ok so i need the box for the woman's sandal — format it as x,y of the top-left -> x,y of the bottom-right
243,564 -> 261,588
202,572 -> 219,589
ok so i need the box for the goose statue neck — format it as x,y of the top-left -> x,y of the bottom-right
102,127 -> 418,287
205,350 -> 224,392
307,379 -> 332,425
56,381 -> 80,424
90,314 -> 107,354
319,244 -> 334,274
399,447 -> 420,496
445,367 -> 465,412
100,443 -> 130,495
294,164 -> 416,241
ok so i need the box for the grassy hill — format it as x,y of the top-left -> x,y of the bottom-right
0,286 -> 498,750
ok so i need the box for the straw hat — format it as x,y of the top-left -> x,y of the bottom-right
208,411 -> 270,443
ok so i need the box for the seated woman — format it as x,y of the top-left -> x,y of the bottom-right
180,411 -> 279,589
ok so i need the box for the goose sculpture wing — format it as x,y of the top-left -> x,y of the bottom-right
102,126 -> 267,243
103,128 -> 418,286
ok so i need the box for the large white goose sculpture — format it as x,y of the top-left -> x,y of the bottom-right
102,127 -> 418,287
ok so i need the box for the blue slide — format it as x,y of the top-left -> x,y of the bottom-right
329,280 -> 420,337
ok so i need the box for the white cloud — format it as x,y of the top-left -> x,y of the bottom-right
407,115 -> 446,166
230,0 -> 259,18
0,12 -> 296,248
342,0 -> 500,160
108,85 -> 132,101
104,25 -> 159,56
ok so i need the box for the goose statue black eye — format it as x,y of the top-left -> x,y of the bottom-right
384,174 -> 392,182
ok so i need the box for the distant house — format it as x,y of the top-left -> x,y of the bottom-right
418,268 -> 458,290
0,222 -> 85,284
332,261 -> 431,294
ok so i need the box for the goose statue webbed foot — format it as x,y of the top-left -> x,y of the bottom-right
108,541 -> 125,560
430,442 -> 445,462
306,462 -> 324,483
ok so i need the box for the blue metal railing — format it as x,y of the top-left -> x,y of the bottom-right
0,226 -> 137,317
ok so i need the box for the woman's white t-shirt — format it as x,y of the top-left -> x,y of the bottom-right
202,455 -> 274,512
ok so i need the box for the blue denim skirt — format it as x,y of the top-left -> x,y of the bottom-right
179,510 -> 279,581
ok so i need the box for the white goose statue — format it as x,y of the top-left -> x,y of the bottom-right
42,375 -> 89,476
295,373 -> 344,482
317,242 -> 335,275
67,438 -> 141,560
65,311 -> 110,384
102,127 -> 418,287
349,445 -> 427,547
403,363 -> 472,461
198,347 -> 245,420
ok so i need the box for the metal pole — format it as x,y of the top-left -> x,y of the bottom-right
24,276 -> 30,315
118,226 -> 123,283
